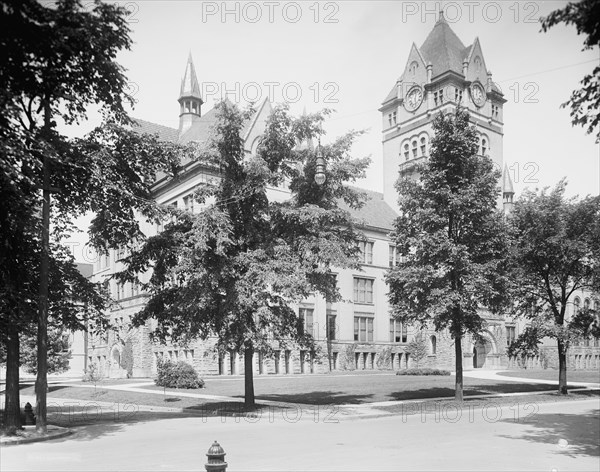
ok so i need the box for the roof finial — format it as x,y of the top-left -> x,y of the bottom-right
438,9 -> 445,23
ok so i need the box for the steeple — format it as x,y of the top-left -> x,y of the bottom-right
178,52 -> 203,136
503,165 -> 515,215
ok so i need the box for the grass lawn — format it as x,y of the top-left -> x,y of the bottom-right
497,370 -> 600,383
15,371 -> 586,407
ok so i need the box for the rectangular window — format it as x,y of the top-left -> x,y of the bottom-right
353,277 -> 374,304
455,88 -> 463,103
388,245 -> 397,268
326,314 -> 337,341
184,194 -> 195,213
506,326 -> 516,346
357,240 -> 374,264
299,307 -> 314,337
389,319 -> 408,343
354,315 -> 374,342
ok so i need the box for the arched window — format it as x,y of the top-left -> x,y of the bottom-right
403,143 -> 409,161
574,297 -> 581,315
584,298 -> 590,310
430,335 -> 437,355
409,61 -> 419,76
412,140 -> 418,158
481,138 -> 487,156
420,137 -> 427,156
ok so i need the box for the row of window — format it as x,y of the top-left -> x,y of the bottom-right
155,349 -> 195,362
402,135 -> 429,161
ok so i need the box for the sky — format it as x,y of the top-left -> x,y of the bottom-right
66,0 -> 599,262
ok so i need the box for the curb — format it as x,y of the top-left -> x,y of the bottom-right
0,426 -> 73,447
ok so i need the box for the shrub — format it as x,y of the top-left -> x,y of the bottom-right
396,368 -> 450,376
155,359 -> 205,389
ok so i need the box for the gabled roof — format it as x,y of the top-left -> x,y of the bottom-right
131,118 -> 178,142
179,52 -> 202,101
340,188 -> 398,231
420,14 -> 469,78
178,107 -> 218,144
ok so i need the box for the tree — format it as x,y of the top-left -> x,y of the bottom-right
507,180 -> 600,394
385,108 -> 509,401
406,332 -> 428,368
118,101 -> 370,406
541,0 -> 600,142
0,0 -> 183,432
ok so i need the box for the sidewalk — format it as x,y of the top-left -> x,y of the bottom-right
462,369 -> 600,388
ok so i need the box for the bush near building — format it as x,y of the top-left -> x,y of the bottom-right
396,368 -> 450,376
155,359 -> 205,389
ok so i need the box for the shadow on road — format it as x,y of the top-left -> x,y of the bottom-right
499,408 -> 600,458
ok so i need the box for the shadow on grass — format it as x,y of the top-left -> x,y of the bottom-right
252,391 -> 374,405
499,408 -> 600,458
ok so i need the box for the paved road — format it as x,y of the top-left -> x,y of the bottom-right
2,398 -> 598,471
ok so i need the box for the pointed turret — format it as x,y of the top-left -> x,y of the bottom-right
503,164 -> 515,215
178,52 -> 203,137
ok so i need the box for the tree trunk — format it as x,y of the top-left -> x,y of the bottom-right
244,346 -> 255,407
557,340 -> 568,395
2,323 -> 21,431
36,107 -> 51,433
454,335 -> 463,402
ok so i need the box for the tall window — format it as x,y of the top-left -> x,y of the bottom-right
353,277 -> 374,304
492,104 -> 499,118
420,137 -> 427,156
354,315 -> 374,342
403,143 -> 410,161
184,194 -> 195,213
388,245 -> 398,268
481,138 -> 487,156
388,111 -> 397,127
357,240 -> 374,264
506,326 -> 516,346
455,87 -> 463,103
390,319 -> 407,343
326,314 -> 337,341
412,140 -> 418,158
584,298 -> 591,310
299,307 -> 314,336
430,335 -> 437,355
574,297 -> 581,316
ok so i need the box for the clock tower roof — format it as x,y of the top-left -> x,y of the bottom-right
419,11 -> 471,79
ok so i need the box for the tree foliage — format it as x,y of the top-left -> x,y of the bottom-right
507,180 -> 600,392
541,0 -> 600,142
386,107 -> 509,401
0,0 -> 184,430
407,332 -> 428,367
117,101 -> 370,405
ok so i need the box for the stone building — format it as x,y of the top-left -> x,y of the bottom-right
87,15 -> 599,378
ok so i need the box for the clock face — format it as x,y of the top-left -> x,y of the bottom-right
404,86 -> 423,112
470,82 -> 486,107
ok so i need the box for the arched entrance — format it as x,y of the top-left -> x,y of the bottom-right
473,339 -> 491,368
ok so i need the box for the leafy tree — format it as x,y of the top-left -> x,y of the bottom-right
406,332 -> 428,368
507,180 -> 600,393
118,101 -> 369,406
0,0 -> 183,431
541,0 -> 600,142
19,325 -> 71,376
386,108 -> 509,401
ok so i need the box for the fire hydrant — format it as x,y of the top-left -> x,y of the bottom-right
205,441 -> 227,471
23,402 -> 36,425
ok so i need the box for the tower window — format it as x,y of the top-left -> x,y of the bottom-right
420,137 -> 427,156
492,104 -> 499,119
403,143 -> 409,161
388,111 -> 397,127
409,61 -> 418,76
412,140 -> 418,158
481,139 -> 487,156
455,88 -> 463,103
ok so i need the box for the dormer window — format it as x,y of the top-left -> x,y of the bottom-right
409,61 -> 419,76
474,56 -> 482,72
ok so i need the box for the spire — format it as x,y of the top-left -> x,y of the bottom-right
178,52 -> 203,137
179,52 -> 202,101
503,164 -> 515,215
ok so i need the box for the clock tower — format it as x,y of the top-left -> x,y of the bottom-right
380,12 -> 507,211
